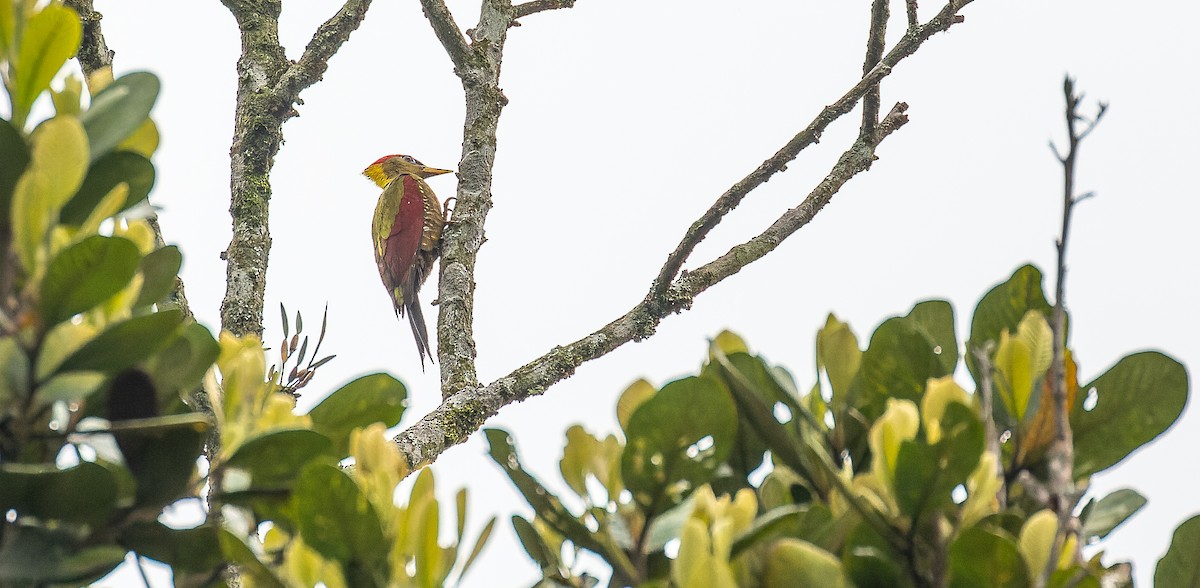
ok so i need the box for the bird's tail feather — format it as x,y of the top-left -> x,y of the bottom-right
404,293 -> 434,370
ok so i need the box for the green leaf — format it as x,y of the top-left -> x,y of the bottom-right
0,461 -> 117,525
40,235 -> 140,324
1080,488 -> 1146,542
855,316 -> 943,419
60,150 -> 156,224
513,515 -> 557,570
121,522 -> 223,575
948,526 -> 1030,588
79,71 -> 161,160
34,370 -> 105,406
764,539 -> 852,588
621,376 -> 737,514
842,521 -> 912,588
486,428 -> 638,580
0,1 -> 14,62
307,372 -> 406,457
226,428 -> 334,486
459,516 -> 497,582
1072,351 -> 1188,477
0,118 -> 30,226
109,413 -> 210,507
816,313 -> 861,409
0,338 -> 30,404
906,300 -> 959,376
11,116 -> 89,270
132,245 -> 181,308
292,463 -> 388,565
1155,515 -> 1200,588
145,322 -> 220,395
730,504 -> 835,558
219,529 -> 286,588
893,402 -> 983,519
967,265 -> 1052,380
0,527 -> 126,584
12,3 -> 81,124
58,309 -> 183,373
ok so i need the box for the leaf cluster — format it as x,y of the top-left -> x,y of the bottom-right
490,266 -> 1190,588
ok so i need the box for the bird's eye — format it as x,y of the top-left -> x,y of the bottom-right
403,155 -> 419,165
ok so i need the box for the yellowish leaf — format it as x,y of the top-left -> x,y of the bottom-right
869,398 -> 919,490
616,378 -> 655,431
1018,509 -> 1059,580
921,376 -> 972,444
710,330 -> 748,357
117,118 -> 160,157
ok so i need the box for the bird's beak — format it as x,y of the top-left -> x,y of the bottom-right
420,166 -> 454,178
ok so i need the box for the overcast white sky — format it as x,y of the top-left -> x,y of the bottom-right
89,0 -> 1198,585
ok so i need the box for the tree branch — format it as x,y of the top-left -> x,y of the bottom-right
905,0 -> 920,29
62,0 -> 113,73
861,0 -> 889,137
417,0 -> 474,72
1040,75 -> 1105,588
273,0 -> 374,111
396,102 -> 910,470
650,0 -> 973,300
218,0 -> 373,337
513,0 -> 576,20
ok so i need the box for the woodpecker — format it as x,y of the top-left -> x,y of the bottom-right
362,154 -> 452,368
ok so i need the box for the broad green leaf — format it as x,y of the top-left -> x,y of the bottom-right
144,322 -> 219,395
817,313 -> 861,408
226,428 -> 334,486
34,370 -> 105,406
58,309 -> 183,373
512,515 -> 557,570
764,539 -> 852,588
893,402 -> 983,518
560,424 -> 599,497
0,527 -> 126,585
855,316 -> 943,419
292,463 -> 388,565
1072,352 -> 1188,477
11,116 -> 89,270
60,151 -> 155,224
0,339 -> 30,404
968,265 -> 1052,380
948,526 -> 1030,588
907,300 -> 959,375
644,493 -> 698,553
12,3 -> 81,124
121,522 -> 223,575
133,245 -> 181,308
109,414 -> 209,507
40,235 -> 140,324
730,504 -> 835,558
1018,510 -> 1058,581
621,376 -> 737,514
710,330 -> 749,356
79,71 -> 160,160
0,118 -> 30,226
219,530 -> 286,588
486,428 -> 636,579
307,372 -> 406,457
616,378 -> 655,432
117,118 -> 160,157
1155,515 -> 1200,588
0,1 -> 14,62
843,521 -> 912,588
1080,488 -> 1146,542
0,461 -> 116,525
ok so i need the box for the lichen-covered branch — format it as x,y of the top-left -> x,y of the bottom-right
63,0 -> 113,73
398,0 -> 974,469
396,103 -> 910,470
651,0 -> 972,300
513,0 -> 576,20
417,0 -> 474,72
860,0 -> 889,137
218,0 -> 373,337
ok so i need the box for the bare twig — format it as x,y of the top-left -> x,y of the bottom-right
1039,75 -> 1106,588
861,0 -> 889,137
906,0 -> 920,29
514,0 -> 576,20
972,344 -> 1007,509
650,0 -> 973,301
418,0 -> 474,72
395,103 -> 911,469
218,0 -> 374,337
